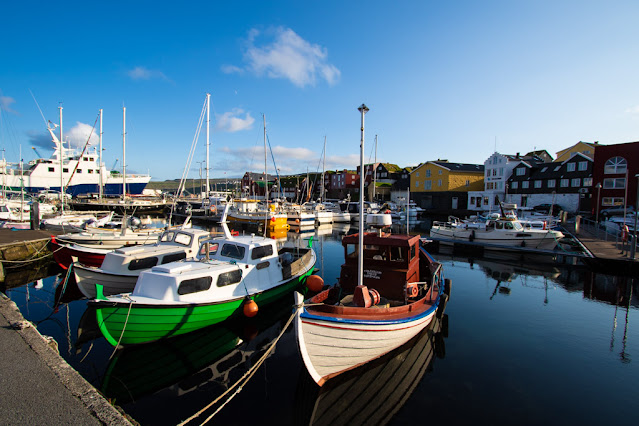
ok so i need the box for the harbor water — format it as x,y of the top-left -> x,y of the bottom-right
4,222 -> 639,425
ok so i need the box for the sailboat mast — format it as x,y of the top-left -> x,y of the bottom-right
373,134 -> 377,201
263,114 -> 268,235
357,103 -> 369,288
99,109 -> 103,199
122,107 -> 126,200
58,105 -> 64,214
322,136 -> 326,202
206,92 -> 210,197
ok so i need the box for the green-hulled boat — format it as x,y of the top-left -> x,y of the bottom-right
89,232 -> 316,347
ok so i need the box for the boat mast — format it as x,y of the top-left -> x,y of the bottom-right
99,108 -> 103,200
263,114 -> 268,235
58,105 -> 64,215
122,107 -> 126,200
357,104 -> 369,288
205,93 -> 210,198
373,134 -> 377,201
322,136 -> 326,203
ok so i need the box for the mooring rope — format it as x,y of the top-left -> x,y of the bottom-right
178,303 -> 303,426
109,296 -> 134,360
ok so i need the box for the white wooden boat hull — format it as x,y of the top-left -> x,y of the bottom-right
74,265 -> 138,298
295,292 -> 438,386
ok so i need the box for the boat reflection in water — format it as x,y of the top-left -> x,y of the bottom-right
79,295 -> 293,407
294,313 -> 448,426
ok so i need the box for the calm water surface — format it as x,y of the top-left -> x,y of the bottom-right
5,223 -> 639,425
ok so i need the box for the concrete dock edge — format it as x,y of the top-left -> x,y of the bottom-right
0,292 -> 133,425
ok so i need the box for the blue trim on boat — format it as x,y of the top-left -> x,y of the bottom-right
25,182 -> 148,196
300,301 -> 439,326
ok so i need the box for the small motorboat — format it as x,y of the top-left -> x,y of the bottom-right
90,224 -> 317,347
73,226 -> 214,298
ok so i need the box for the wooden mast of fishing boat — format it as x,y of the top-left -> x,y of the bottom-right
122,107 -> 126,200
98,109 -> 103,200
205,92 -> 210,197
357,103 -> 369,288
58,105 -> 64,215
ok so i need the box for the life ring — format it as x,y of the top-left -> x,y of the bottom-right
210,205 -> 217,213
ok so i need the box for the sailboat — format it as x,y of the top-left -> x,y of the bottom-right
294,104 -> 450,386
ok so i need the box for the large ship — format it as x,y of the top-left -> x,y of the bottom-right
0,121 -> 150,197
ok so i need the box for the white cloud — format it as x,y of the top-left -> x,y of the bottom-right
221,64 -> 244,74
216,145 -> 359,177
625,105 -> 639,117
127,66 -> 169,81
0,95 -> 17,113
215,109 -> 255,132
29,121 -> 99,150
233,27 -> 340,88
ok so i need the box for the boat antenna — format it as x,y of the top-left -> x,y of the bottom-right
357,103 -> 369,289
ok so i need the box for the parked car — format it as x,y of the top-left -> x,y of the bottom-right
533,204 -> 563,216
599,205 -> 636,218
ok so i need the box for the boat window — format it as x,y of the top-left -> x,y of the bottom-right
199,242 -> 219,256
504,222 -> 514,230
161,252 -> 187,264
216,269 -> 243,287
178,276 -> 212,295
251,244 -> 274,260
388,246 -> 405,262
410,245 -> 416,259
221,244 -> 245,260
174,232 -> 192,247
513,222 -> 524,231
160,231 -> 175,242
128,257 -> 158,271
496,222 -> 504,229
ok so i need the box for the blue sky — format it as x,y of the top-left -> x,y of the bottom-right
2,1 -> 639,181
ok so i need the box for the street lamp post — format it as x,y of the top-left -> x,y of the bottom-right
595,183 -> 602,225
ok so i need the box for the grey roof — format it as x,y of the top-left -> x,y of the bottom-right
431,161 -> 484,172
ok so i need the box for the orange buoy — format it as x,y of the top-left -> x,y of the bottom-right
243,298 -> 259,317
306,275 -> 324,292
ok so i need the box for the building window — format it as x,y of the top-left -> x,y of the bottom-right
560,179 -> 569,187
583,177 -> 592,186
603,178 -> 626,189
567,163 -> 576,172
534,180 -> 542,188
541,167 -> 548,172
604,157 -> 627,174
425,170 -> 431,177
516,168 -> 525,176
492,169 -> 497,176
48,167 -> 54,172
511,182 -> 518,189
425,180 -> 432,190
439,170 -> 442,175
571,178 -> 580,187
499,168 -> 503,176
438,179 -> 442,187
465,180 -> 470,186
578,161 -> 588,171
548,180 -> 556,188
483,197 -> 489,205
602,197 -> 624,206
416,172 -> 419,177
415,181 -> 419,187
522,181 -> 529,189
554,166 -> 561,171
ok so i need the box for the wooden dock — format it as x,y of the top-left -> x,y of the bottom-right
563,222 -> 638,275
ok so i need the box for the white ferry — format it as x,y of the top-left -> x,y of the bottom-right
0,122 -> 150,197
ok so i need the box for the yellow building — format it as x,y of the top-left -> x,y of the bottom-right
555,141 -> 597,162
411,161 -> 484,193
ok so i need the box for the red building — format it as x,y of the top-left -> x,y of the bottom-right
592,141 -> 639,215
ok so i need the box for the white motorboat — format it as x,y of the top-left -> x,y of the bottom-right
74,227 -> 214,298
430,215 -> 564,250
